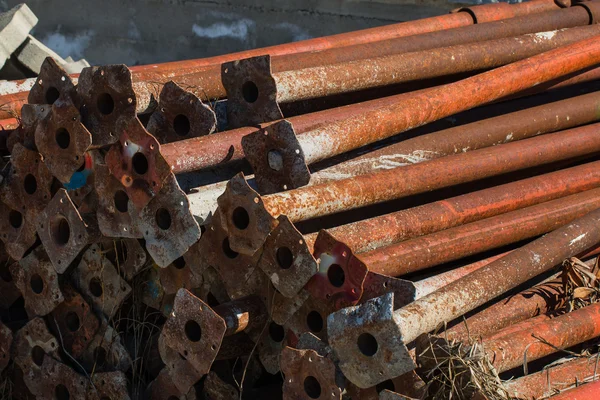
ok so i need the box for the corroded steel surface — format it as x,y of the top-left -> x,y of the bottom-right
546,380 -> 600,400
483,302 -> 600,372
504,356 -> 600,399
359,187 -> 600,276
328,206 -> 600,387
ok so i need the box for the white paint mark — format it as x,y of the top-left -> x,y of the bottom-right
505,133 -> 513,142
570,233 -> 586,246
535,31 -> 557,41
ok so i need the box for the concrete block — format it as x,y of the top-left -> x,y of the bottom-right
15,34 -> 65,74
0,4 -> 37,69
62,57 -> 90,74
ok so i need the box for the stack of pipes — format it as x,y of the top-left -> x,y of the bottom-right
1,0 -> 600,398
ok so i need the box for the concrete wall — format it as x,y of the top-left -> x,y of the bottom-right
1,0 -> 471,66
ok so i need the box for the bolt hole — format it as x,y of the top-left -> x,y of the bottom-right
55,384 -> 70,400
232,207 -> 249,230
76,160 -> 86,172
269,322 -> 285,342
24,174 -> 37,195
97,93 -> 115,115
267,150 -> 283,171
45,87 -> 60,104
65,312 -> 80,332
327,264 -> 345,288
206,292 -> 219,307
89,277 -> 103,297
30,274 -> 44,294
113,190 -> 129,213
306,311 -> 323,333
376,379 -> 395,394
303,376 -> 321,399
55,128 -> 70,149
155,208 -> 171,230
31,345 -> 45,366
132,152 -> 149,175
173,114 -> 191,137
51,216 -> 71,246
222,237 -> 238,259
357,333 -> 378,357
0,265 -> 12,283
276,247 -> 294,270
242,81 -> 259,103
173,256 -> 186,269
94,347 -> 107,366
185,320 -> 201,342
9,210 -> 22,229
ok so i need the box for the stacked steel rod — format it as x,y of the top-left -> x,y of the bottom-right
2,0 -> 600,399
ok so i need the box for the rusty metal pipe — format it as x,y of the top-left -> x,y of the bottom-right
526,375 -> 600,399
212,295 -> 267,336
250,26 -> 600,104
295,34 -> 600,165
0,0 -> 566,120
358,188 -> 600,277
327,206 -> 600,387
221,122 -> 600,257
504,356 -> 600,399
481,302 -> 600,373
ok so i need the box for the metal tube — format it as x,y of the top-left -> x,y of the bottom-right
212,295 -> 267,336
530,377 -> 600,399
271,26 -> 600,103
0,0 -> 564,120
327,206 -> 600,387
222,123 -> 600,258
296,34 -> 600,165
359,188 -> 600,277
482,302 -> 600,373
311,160 -> 600,253
504,356 -> 600,399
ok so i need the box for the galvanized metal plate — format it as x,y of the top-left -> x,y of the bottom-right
49,284 -> 100,358
105,117 -> 171,210
11,247 -> 63,316
221,55 -> 283,128
146,80 -> 217,144
216,173 -> 277,256
34,97 -> 92,183
28,57 -> 76,106
306,230 -> 368,309
258,215 -> 317,298
241,120 -> 310,194
73,244 -> 132,318
327,292 -> 414,388
77,64 -> 137,147
160,289 -> 227,377
36,189 -> 95,273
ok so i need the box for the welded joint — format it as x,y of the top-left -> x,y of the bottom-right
221,54 -> 283,128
